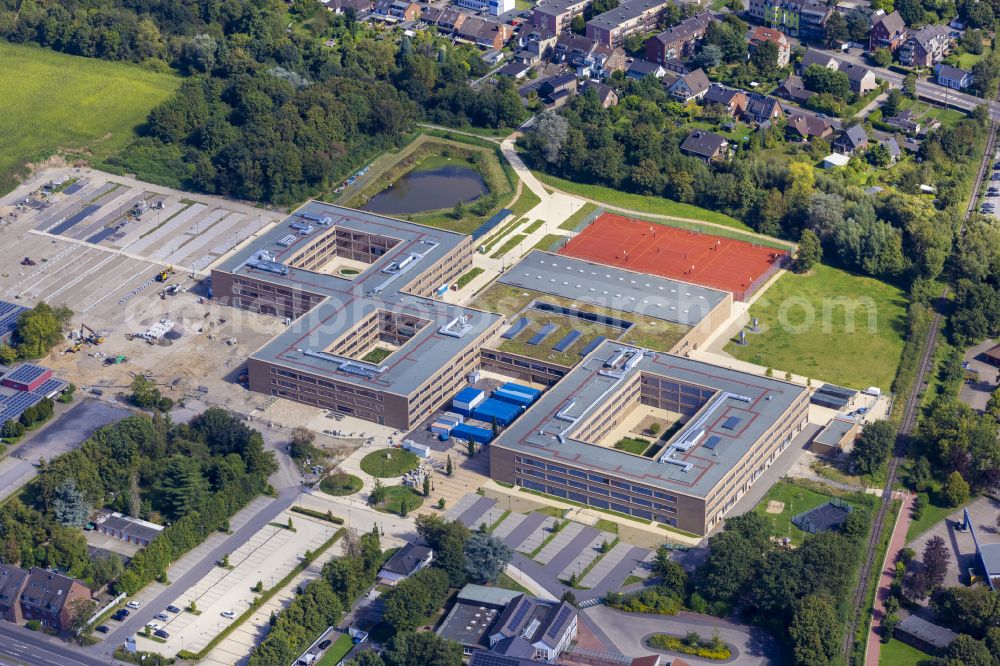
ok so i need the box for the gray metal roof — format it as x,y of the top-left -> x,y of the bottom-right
814,416 -> 857,447
498,251 -> 726,327
981,543 -> 1000,576
215,202 -> 502,397
491,341 -> 808,498
896,615 -> 957,649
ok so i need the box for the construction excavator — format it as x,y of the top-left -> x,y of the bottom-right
79,323 -> 103,346
155,266 -> 175,283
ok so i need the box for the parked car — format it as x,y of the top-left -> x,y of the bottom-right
166,605 -> 181,613
126,601 -> 142,610
221,610 -> 236,619
154,613 -> 168,621
145,622 -> 161,631
112,610 -> 129,621
154,629 -> 170,639
318,639 -> 332,650
95,625 -> 110,634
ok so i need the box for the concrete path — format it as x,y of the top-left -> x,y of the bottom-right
516,516 -> 559,554
581,542 -> 634,589
455,495 -> 497,528
492,512 -> 527,540
557,532 -> 610,582
502,512 -> 549,550
865,493 -> 913,666
535,521 -> 584,565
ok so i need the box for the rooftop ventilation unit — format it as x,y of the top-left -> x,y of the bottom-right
245,250 -> 289,276
290,222 -> 314,235
438,314 -> 473,338
296,212 -> 333,226
277,234 -> 297,247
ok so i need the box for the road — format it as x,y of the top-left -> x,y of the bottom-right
583,606 -> 786,666
0,622 -> 119,666
833,49 -> 1000,118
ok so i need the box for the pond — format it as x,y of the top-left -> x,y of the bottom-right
361,164 -> 487,215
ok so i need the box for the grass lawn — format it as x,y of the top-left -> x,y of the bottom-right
531,233 -> 566,252
455,267 -> 485,289
559,202 -> 599,231
905,483 -> 967,542
319,472 -> 363,496
361,347 -> 393,364
360,448 -> 420,478
725,263 -> 907,390
533,171 -> 752,231
316,634 -> 354,666
614,437 -> 652,455
509,186 -> 542,218
494,572 -> 532,594
0,42 -> 180,194
490,233 -> 528,259
374,485 -> 425,516
753,481 -> 837,545
496,307 -> 621,367
878,637 -> 935,666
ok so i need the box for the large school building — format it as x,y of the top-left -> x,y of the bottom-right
489,342 -> 810,535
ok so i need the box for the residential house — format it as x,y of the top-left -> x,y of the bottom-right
586,0 -> 673,48
884,109 -> 928,135
456,18 -> 514,49
668,68 -> 710,101
520,28 -> 558,60
581,79 -> 620,107
869,11 -> 907,52
662,57 -> 691,75
776,74 -> 814,103
377,543 -> 434,585
589,43 -> 627,78
645,12 -> 716,65
839,62 -> 877,95
19,569 -> 91,632
743,92 -> 784,124
935,63 -> 973,90
833,124 -> 869,154
799,47 -> 839,73
323,0 -> 375,14
437,8 -> 469,32
489,596 -> 578,662
879,135 -> 902,162
533,0 -> 592,35
750,0 -> 832,41
0,565 -> 28,624
899,24 -> 951,67
747,26 -> 791,67
421,6 -> 444,23
498,61 -> 532,78
786,113 -> 834,141
703,84 -> 748,117
680,130 -> 729,162
541,72 -> 578,106
627,59 -> 667,80
372,0 -> 420,21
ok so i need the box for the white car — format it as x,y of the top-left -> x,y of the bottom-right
127,601 -> 142,610
145,622 -> 161,631
221,610 -> 236,619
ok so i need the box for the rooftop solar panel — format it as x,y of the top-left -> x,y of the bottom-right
4,364 -> 47,385
702,435 -> 722,450
501,317 -> 530,340
527,323 -> 557,346
508,599 -> 531,630
578,336 -> 606,357
552,329 -> 581,352
722,416 -> 741,430
546,605 -> 573,639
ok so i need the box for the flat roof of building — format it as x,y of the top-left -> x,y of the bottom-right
492,341 -> 807,498
215,202 -> 502,397
0,301 -> 27,341
497,251 -> 727,327
814,416 -> 857,447
586,0 -> 668,30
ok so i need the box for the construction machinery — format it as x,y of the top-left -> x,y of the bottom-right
104,354 -> 127,366
80,324 -> 103,346
155,266 -> 175,283
20,257 -> 35,266
64,342 -> 83,354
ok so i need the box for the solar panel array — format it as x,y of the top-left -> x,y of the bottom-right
0,391 -> 44,423
578,336 -> 606,357
33,379 -> 66,397
4,364 -> 47,386
527,323 -> 557,346
545,604 -> 573,639
702,435 -> 722,450
507,599 -> 531,631
551,330 -> 581,352
722,416 -> 741,430
0,301 -> 27,340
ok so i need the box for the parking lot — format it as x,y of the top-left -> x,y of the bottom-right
980,151 -> 1000,216
445,493 -> 655,602
132,508 -> 340,656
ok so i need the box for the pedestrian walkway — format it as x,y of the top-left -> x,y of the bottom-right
865,493 -> 914,666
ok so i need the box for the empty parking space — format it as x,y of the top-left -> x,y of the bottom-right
455,496 -> 497,528
515,516 -> 559,554
535,521 -> 583,565
557,532 -> 612,581
492,512 -> 526,540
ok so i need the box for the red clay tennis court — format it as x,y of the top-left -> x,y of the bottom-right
558,213 -> 790,301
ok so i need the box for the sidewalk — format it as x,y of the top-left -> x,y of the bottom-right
864,492 -> 914,666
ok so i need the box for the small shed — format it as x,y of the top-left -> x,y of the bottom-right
822,153 -> 851,169
812,416 -> 860,455
894,615 -> 957,656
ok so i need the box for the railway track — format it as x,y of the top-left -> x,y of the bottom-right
842,108 -> 999,663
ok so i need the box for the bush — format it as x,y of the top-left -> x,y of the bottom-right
606,587 -> 681,615
319,473 -> 363,496
647,633 -> 731,660
290,506 -> 344,524
26,620 -> 41,631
